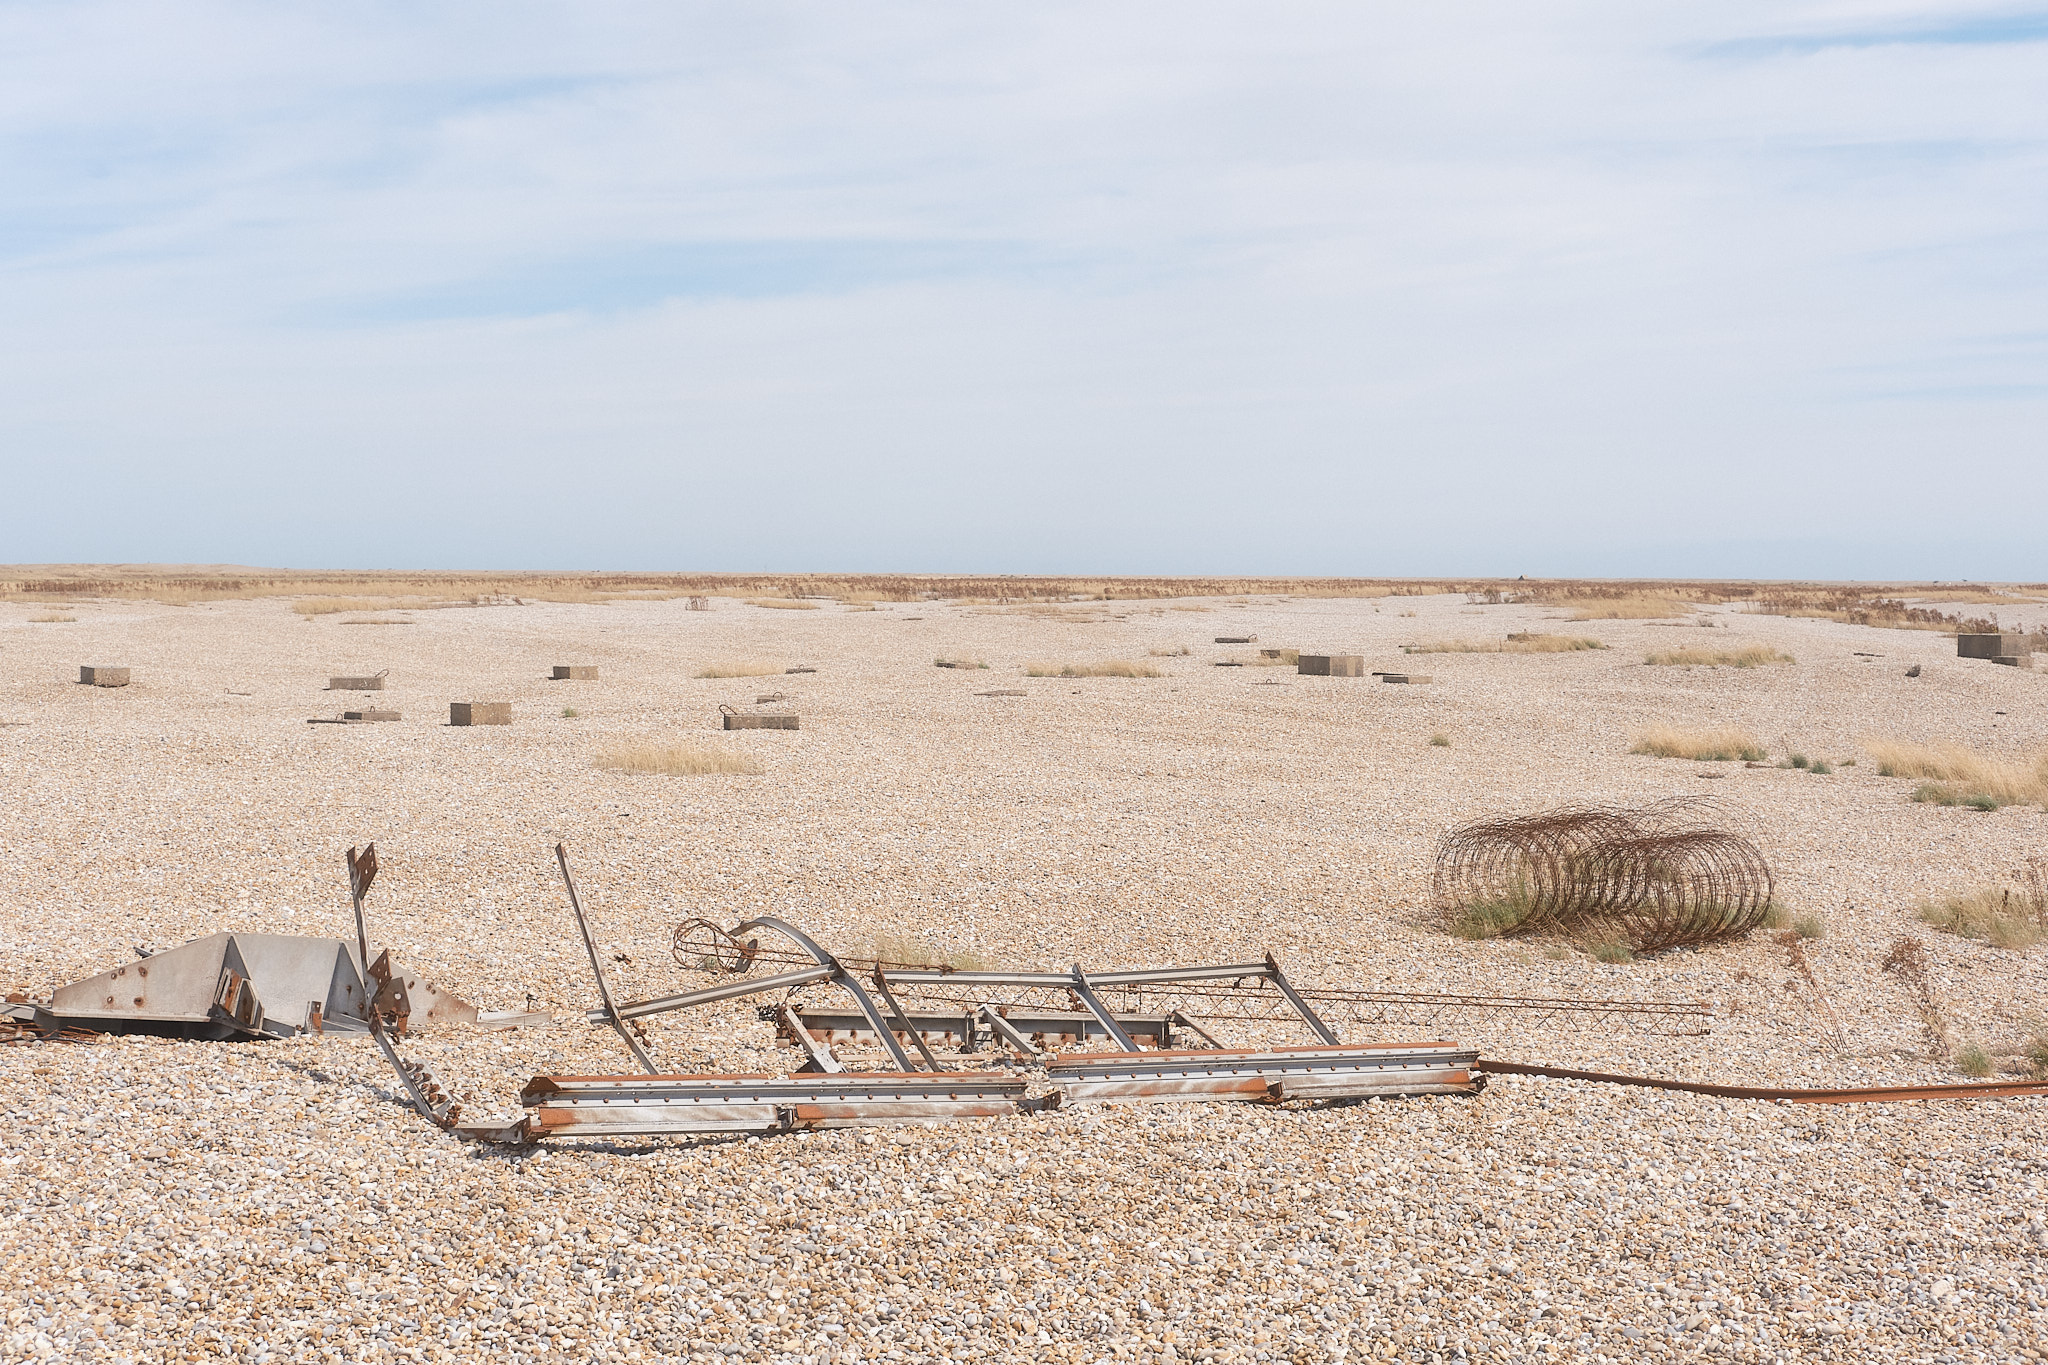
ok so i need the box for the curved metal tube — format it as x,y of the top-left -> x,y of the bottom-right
733,915 -> 916,1071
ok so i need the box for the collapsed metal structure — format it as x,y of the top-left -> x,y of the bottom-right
1432,800 -> 1776,952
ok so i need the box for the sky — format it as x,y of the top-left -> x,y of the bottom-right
1,2 -> 2044,578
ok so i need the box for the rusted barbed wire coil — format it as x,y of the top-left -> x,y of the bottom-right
1433,800 -> 1773,953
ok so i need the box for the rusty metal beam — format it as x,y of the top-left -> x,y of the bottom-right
1048,1043 -> 1479,1104
514,1073 -> 1032,1139
979,1005 -> 1041,1059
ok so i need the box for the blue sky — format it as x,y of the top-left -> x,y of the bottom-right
2,2 -> 2044,577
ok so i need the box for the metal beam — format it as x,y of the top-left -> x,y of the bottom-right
1264,952 -> 1341,1046
979,1005 -> 1041,1059
833,970 -> 917,1072
1068,964 -> 1140,1052
598,965 -> 837,1023
776,1002 -> 842,1074
556,842 -> 658,1075
872,968 -> 942,1071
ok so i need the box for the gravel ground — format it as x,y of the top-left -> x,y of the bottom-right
2,590 -> 2044,1364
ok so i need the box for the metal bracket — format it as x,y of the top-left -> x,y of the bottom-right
556,842 -> 658,1075
1069,964 -> 1140,1052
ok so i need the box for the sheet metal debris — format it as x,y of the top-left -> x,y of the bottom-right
508,1073 -> 1037,1140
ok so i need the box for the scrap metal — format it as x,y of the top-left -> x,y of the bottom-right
1048,1044 -> 1482,1104
505,1073 -> 1037,1140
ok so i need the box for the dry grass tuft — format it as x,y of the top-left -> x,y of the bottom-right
28,614 -> 77,623
1147,645 -> 1191,656
596,743 -> 763,777
1916,872 -> 2047,950
1565,596 -> 1690,620
747,597 -> 819,610
1865,739 -> 2048,810
1410,634 -> 1607,654
295,597 -> 420,616
340,617 -> 412,626
696,660 -> 783,679
933,656 -> 989,670
1643,645 -> 1795,668
1024,660 -> 1162,678
1629,724 -> 1766,762
867,930 -> 992,972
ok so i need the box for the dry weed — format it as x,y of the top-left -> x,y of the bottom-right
1410,634 -> 1606,654
596,743 -> 763,777
747,598 -> 819,610
1565,596 -> 1690,620
339,618 -> 413,626
1147,645 -> 1192,657
1915,867 -> 2047,949
933,657 -> 989,670
867,930 -> 991,972
295,597 -> 417,616
1023,660 -> 1162,678
28,614 -> 76,623
696,661 -> 782,679
1865,738 -> 2048,809
1776,930 -> 1847,1049
1629,724 -> 1766,763
1880,936 -> 1951,1060
1644,645 -> 1795,668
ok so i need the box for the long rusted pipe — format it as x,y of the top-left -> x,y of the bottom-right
1476,1059 -> 2048,1104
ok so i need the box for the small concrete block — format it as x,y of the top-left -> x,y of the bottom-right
78,666 -> 130,687
551,665 -> 598,680
1993,655 -> 2032,669
1958,633 -> 2029,660
1297,654 -> 1364,677
344,710 -> 402,722
1214,636 -> 1257,644
450,702 -> 512,726
723,713 -> 798,730
329,675 -> 386,691
1377,673 -> 1433,684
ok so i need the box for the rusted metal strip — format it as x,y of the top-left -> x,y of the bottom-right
348,844 -> 466,1128
1069,964 -> 1140,1052
555,842 -> 658,1074
1475,1059 -> 2048,1104
1263,952 -> 1341,1046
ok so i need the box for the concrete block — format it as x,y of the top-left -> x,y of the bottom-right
1214,635 -> 1257,644
551,665 -> 598,680
450,702 -> 512,726
723,712 -> 798,730
329,675 -> 386,691
1993,656 -> 2032,669
78,666 -> 130,687
1297,654 -> 1364,677
1958,634 -> 2029,660
1377,673 -> 1433,684
344,710 -> 402,722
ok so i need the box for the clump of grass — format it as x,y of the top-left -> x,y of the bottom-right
747,597 -> 818,610
1249,648 -> 1300,667
1644,645 -> 1795,668
1629,724 -> 1766,762
340,617 -> 412,626
1543,944 -> 1571,959
1024,660 -> 1162,678
1792,913 -> 1825,940
1410,634 -> 1607,654
1866,739 -> 2048,809
1956,1043 -> 1994,1079
934,657 -> 989,670
1761,900 -> 1790,930
1447,895 -> 1539,939
2024,1031 -> 2048,1076
294,597 -> 416,616
1147,645 -> 1191,657
28,614 -> 76,623
596,743 -> 762,777
1913,784 -> 2007,811
696,660 -> 782,679
1585,938 -> 1635,964
1916,889 -> 2046,949
1808,759 -> 1833,775
1565,596 -> 1690,620
868,930 -> 990,972
1429,733 -> 1452,748
561,707 -> 580,719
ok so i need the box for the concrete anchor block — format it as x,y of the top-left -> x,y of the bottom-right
329,675 -> 387,691
722,709 -> 798,730
343,710 -> 402,722
450,702 -> 512,726
78,666 -> 130,687
1958,634 -> 2030,660
551,665 -> 598,680
1297,654 -> 1364,677
1214,635 -> 1257,644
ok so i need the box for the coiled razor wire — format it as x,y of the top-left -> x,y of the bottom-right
1432,799 -> 1774,953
